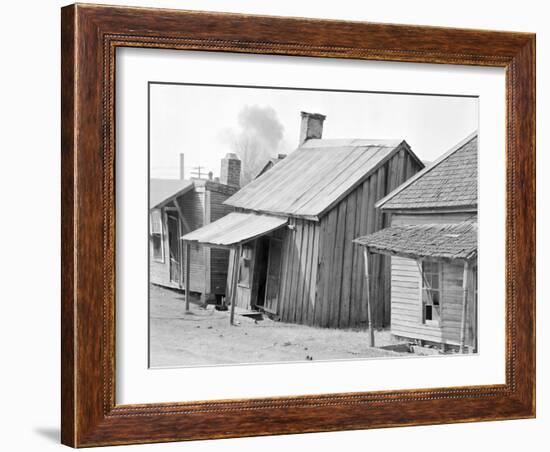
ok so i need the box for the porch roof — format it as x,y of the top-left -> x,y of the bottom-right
181,212 -> 288,247
353,221 -> 477,261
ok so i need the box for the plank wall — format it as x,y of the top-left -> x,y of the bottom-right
313,148 -> 422,329
389,213 -> 478,346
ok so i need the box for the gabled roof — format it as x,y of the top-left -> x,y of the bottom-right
225,138 -> 422,220
255,155 -> 286,179
150,179 -> 194,209
376,132 -> 478,211
354,221 -> 477,261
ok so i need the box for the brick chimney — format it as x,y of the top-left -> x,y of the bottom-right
299,111 -> 326,146
220,153 -> 241,187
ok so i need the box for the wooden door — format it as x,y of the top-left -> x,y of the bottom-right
264,238 -> 283,314
167,213 -> 181,285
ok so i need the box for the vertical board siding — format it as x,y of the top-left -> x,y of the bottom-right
339,191 -> 357,328
307,223 -> 320,325
350,182 -> 366,327
309,149 -> 422,329
319,209 -> 338,327
221,148 -> 424,327
278,225 -> 292,320
279,219 -> 321,325
313,216 -> 329,326
466,266 -> 478,349
329,199 -> 348,328
290,220 -> 304,323
283,219 -> 298,321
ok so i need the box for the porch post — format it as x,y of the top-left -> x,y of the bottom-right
185,241 -> 191,312
229,245 -> 240,326
459,260 -> 470,353
363,248 -> 375,347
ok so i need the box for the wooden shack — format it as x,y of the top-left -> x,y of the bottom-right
182,112 -> 424,328
354,132 -> 478,351
149,154 -> 240,302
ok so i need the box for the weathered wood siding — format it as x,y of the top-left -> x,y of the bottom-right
390,256 -> 476,347
313,148 -> 422,329
150,190 -> 206,292
225,147 -> 422,327
149,209 -> 175,288
179,189 -> 207,293
208,188 -> 236,295
391,212 -> 476,226
228,230 -> 286,311
227,245 -> 252,310
278,219 -> 320,324
151,181 -> 239,296
389,212 -> 477,346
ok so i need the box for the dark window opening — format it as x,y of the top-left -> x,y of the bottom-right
150,209 -> 164,262
421,261 -> 442,326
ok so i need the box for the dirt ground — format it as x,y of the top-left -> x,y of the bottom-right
149,284 -> 407,367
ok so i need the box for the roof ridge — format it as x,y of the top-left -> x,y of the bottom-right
302,138 -> 404,148
375,131 -> 478,209
224,139 -> 424,219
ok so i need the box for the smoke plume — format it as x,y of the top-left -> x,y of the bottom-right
220,105 -> 285,185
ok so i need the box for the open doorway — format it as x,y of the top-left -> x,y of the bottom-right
166,212 -> 181,286
253,236 -> 283,314
252,237 -> 269,310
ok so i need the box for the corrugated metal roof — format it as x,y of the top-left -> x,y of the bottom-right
225,138 -> 413,220
377,132 -> 478,211
150,179 -> 194,209
354,221 -> 477,260
181,212 -> 287,247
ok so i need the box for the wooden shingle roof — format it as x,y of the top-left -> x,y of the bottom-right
377,132 -> 478,211
225,138 -> 422,220
354,221 -> 477,261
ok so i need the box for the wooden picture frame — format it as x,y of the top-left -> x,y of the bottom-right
61,3 -> 535,447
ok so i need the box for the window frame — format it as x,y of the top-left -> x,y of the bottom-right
420,260 -> 443,327
237,243 -> 254,289
150,209 -> 165,263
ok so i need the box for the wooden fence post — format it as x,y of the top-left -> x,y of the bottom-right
185,241 -> 191,312
229,245 -> 240,326
459,260 -> 470,353
363,248 -> 375,347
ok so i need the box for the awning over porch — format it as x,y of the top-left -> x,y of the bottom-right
181,212 -> 288,247
353,221 -> 477,261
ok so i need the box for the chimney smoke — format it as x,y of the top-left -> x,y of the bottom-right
299,112 -> 326,146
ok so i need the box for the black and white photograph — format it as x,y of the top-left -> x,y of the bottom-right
148,82 -> 479,368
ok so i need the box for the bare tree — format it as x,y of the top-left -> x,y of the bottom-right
230,134 -> 270,185
219,105 -> 285,186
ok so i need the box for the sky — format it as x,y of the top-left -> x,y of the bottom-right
149,83 -> 478,180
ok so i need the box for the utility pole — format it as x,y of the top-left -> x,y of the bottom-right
191,165 -> 207,179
